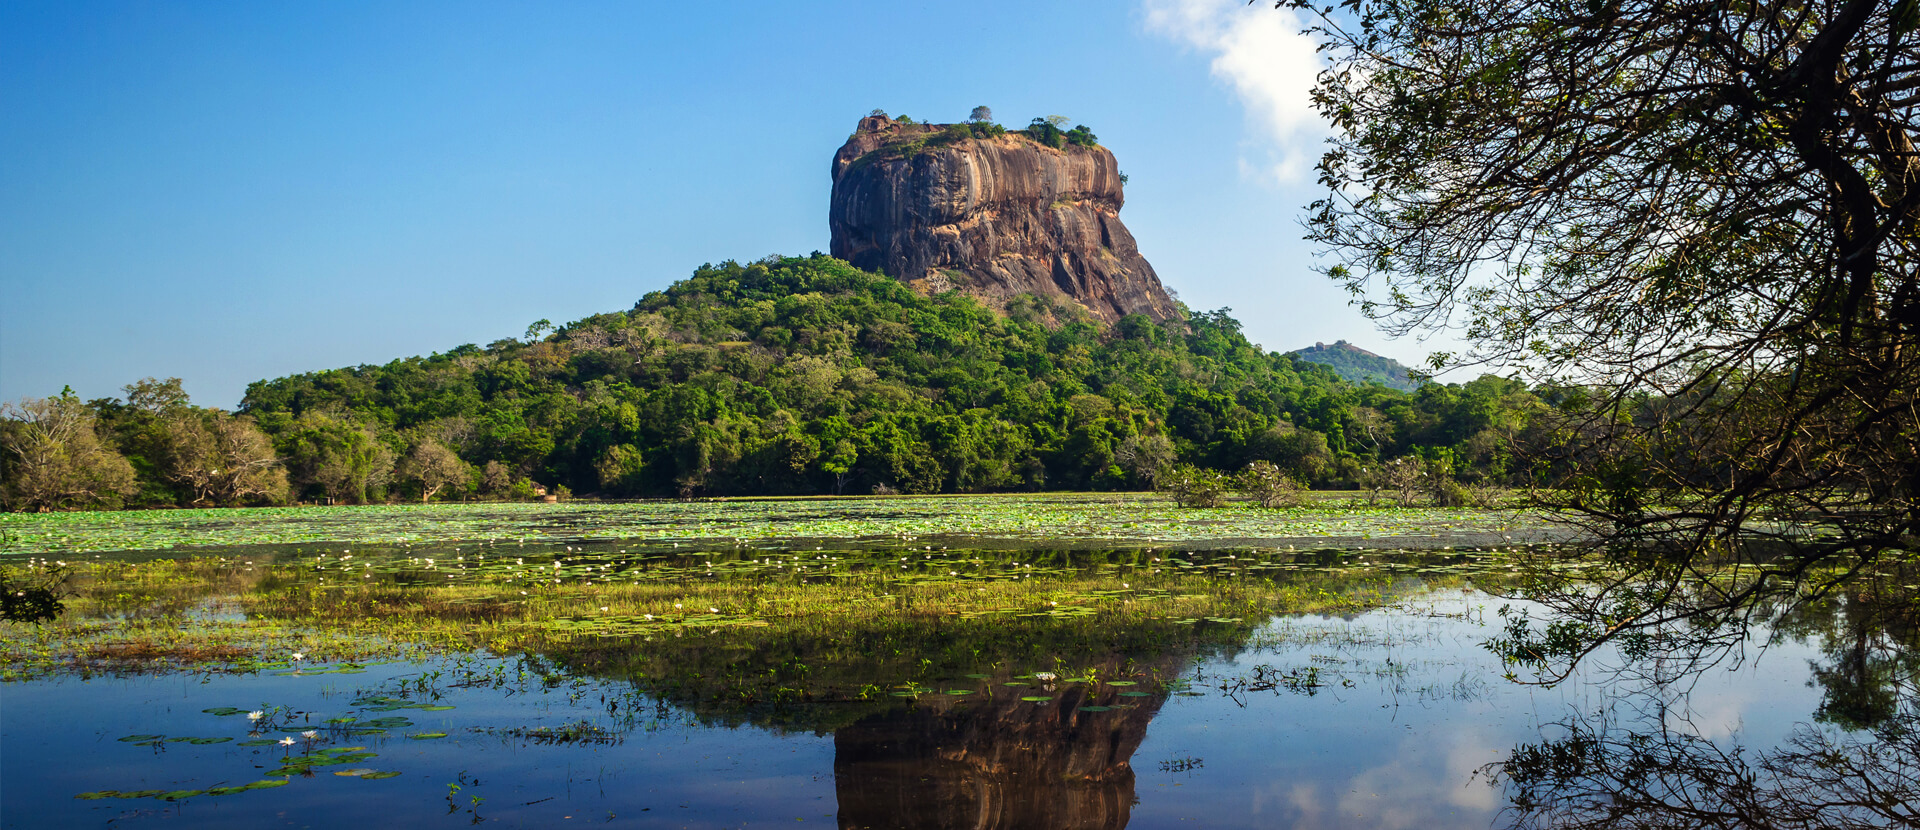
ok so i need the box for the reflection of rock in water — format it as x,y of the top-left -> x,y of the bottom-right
834,680 -> 1164,830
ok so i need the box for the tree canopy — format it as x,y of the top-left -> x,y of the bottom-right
5,255 -> 1544,509
1296,0 -> 1920,676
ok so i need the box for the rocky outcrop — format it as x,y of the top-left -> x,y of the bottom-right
830,115 -> 1181,324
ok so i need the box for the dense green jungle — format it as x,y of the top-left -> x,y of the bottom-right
0,254 -> 1540,512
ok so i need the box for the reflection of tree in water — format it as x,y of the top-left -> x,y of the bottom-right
1492,572 -> 1920,830
1777,572 -> 1920,734
835,659 -> 1171,830
1496,707 -> 1919,829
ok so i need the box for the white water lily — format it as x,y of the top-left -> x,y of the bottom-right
248,711 -> 264,721
291,652 -> 304,661
1034,672 -> 1057,682
279,737 -> 296,746
301,730 -> 318,740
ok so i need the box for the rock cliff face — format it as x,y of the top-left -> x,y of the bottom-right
829,115 -> 1180,324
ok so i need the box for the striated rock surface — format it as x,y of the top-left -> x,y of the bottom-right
829,115 -> 1180,324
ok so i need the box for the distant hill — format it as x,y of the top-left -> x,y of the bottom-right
1289,341 -> 1422,391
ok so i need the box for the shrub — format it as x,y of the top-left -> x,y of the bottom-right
1237,461 -> 1305,508
1025,118 -> 1067,149
1383,457 -> 1424,506
1162,464 -> 1230,508
507,478 -> 539,501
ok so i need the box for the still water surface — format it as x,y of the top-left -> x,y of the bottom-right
2,589 -> 1842,829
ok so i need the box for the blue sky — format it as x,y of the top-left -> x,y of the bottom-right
1,0 -> 1451,408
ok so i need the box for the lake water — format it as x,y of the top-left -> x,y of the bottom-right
4,583 -> 1871,829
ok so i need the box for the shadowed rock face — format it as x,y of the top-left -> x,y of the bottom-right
830,115 -> 1180,324
833,673 -> 1166,830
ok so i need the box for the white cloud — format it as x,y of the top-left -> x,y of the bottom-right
1143,0 -> 1328,182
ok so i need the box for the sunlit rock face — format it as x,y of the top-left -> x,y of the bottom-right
829,115 -> 1181,324
833,681 -> 1161,830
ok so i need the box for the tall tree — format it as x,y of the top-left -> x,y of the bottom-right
275,412 -> 396,504
1296,0 -> 1920,677
0,393 -> 138,511
398,437 -> 470,502
161,409 -> 288,506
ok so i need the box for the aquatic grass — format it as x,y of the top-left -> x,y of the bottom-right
0,545 -> 1532,681
0,493 -> 1560,557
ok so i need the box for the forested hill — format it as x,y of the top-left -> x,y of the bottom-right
235,254 -> 1532,502
1290,341 -> 1420,391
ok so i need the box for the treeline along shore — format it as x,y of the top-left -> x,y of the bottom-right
2,254 -> 1543,512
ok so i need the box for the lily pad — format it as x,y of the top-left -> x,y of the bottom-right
158,790 -> 205,800
75,791 -> 120,800
236,739 -> 281,747
408,732 -> 448,739
1078,706 -> 1113,712
943,690 -> 975,695
243,779 -> 290,790
1106,681 -> 1139,686
117,734 -> 165,743
187,737 -> 232,745
1118,691 -> 1153,697
334,768 -> 379,777
360,770 -> 403,780
201,707 -> 247,716
1020,696 -> 1053,702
